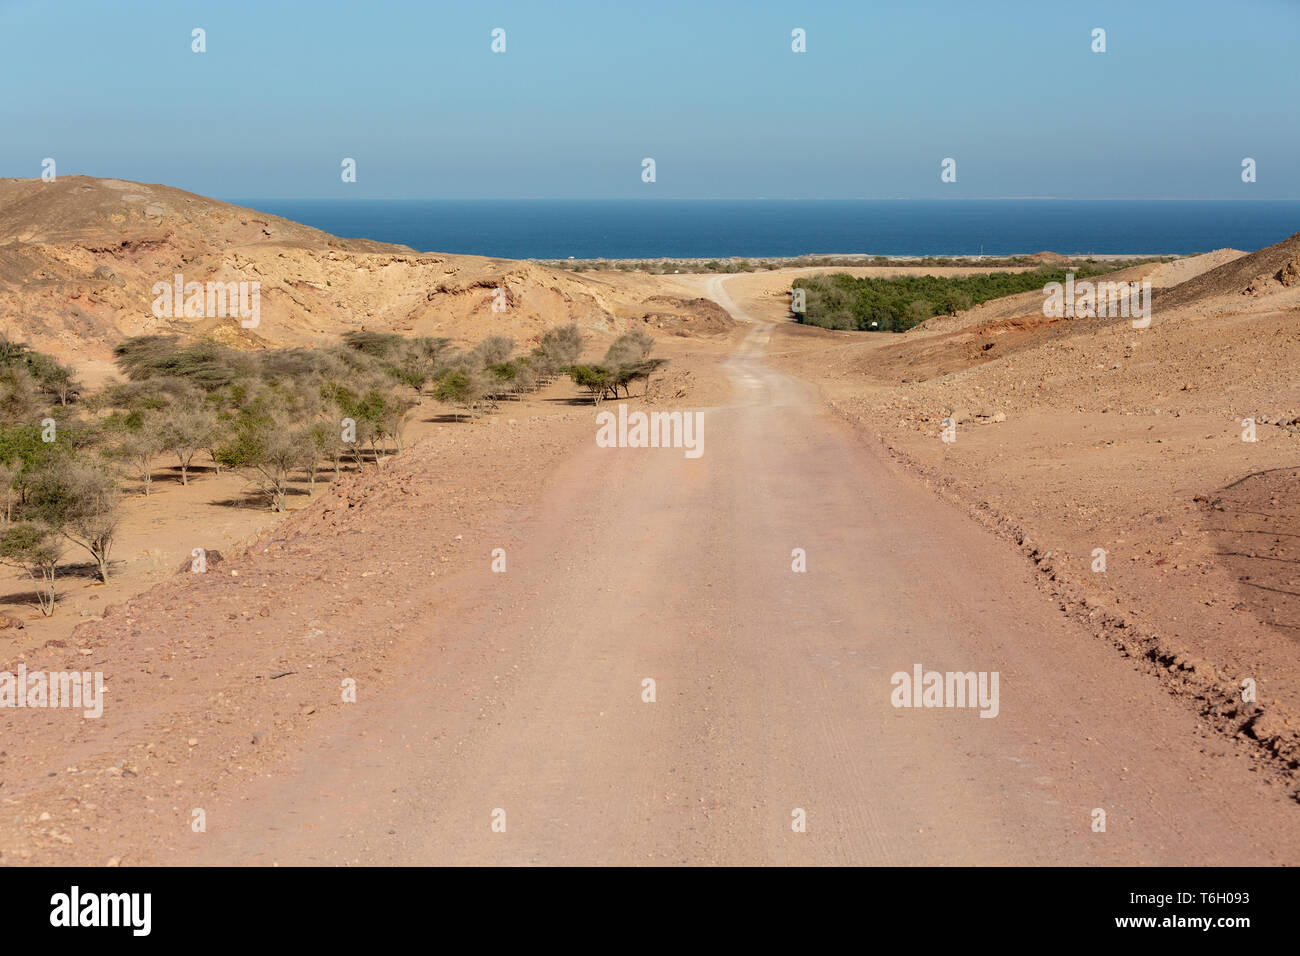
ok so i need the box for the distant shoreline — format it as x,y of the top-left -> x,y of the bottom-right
529,252 -> 1181,273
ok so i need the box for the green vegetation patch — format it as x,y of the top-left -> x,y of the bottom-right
791,263 -> 1156,332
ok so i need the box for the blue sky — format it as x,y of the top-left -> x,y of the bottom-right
1,0 -> 1296,199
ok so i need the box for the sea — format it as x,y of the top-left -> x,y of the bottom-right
227,199 -> 1300,261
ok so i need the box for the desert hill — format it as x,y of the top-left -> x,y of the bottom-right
0,176 -> 731,372
791,232 -> 1297,400
0,176 -> 399,251
1157,231 -> 1300,312
911,249 -> 1245,338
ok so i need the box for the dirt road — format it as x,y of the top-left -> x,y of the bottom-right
155,278 -> 1298,865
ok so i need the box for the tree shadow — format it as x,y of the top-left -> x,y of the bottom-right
209,491 -> 276,509
58,558 -> 119,582
179,463 -> 221,477
543,395 -> 601,407
0,587 -> 42,608
1,563 -> 114,608
1203,463 -> 1300,638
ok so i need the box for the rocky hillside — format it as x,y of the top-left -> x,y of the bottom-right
1157,231 -> 1300,312
0,176 -> 731,367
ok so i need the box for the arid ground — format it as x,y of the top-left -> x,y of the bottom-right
2,177 -> 1298,864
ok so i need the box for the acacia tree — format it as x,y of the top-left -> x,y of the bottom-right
617,357 -> 668,397
311,413 -> 351,479
471,336 -> 515,367
506,357 -> 540,397
217,419 -> 309,512
433,368 -> 487,420
413,336 -> 454,373
569,364 -> 614,404
308,420 -> 333,483
22,351 -> 81,406
323,384 -> 384,465
486,362 -> 520,402
296,435 -> 321,493
0,522 -> 61,615
377,393 -> 414,454
602,331 -> 666,398
533,324 -> 585,379
397,337 -> 454,401
604,330 -> 654,368
110,414 -> 164,495
25,464 -> 121,583
538,325 -> 585,366
0,421 -> 59,517
0,365 -> 40,420
0,460 -> 18,523
349,416 -> 378,469
567,328 -> 669,402
215,394 -> 315,512
204,409 -> 237,474
157,402 -> 217,485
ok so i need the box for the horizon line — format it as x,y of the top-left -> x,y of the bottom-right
223,196 -> 1297,203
